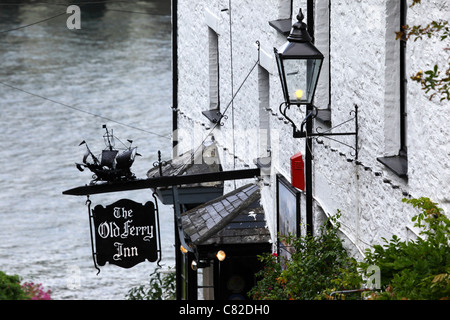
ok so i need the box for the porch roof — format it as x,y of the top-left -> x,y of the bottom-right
181,183 -> 270,246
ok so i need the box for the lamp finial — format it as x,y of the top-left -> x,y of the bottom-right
297,8 -> 304,23
287,8 -> 311,43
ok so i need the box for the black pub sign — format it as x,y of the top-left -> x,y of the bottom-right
92,199 -> 159,269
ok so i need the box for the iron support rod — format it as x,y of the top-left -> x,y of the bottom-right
355,104 -> 359,160
63,168 -> 261,196
298,131 -> 357,138
305,104 -> 313,236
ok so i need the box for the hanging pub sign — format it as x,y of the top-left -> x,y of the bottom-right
90,199 -> 160,270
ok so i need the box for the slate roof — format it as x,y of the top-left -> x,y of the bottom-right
181,183 -> 270,246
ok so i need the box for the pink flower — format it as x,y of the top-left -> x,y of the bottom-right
21,282 -> 52,300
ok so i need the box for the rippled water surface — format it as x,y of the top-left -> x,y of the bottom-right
0,0 -> 175,299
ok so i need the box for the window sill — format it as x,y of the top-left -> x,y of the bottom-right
377,155 -> 408,178
254,157 -> 271,169
254,157 -> 271,180
269,19 -> 291,36
202,109 -> 224,125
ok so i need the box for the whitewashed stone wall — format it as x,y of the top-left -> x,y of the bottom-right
175,0 -> 449,259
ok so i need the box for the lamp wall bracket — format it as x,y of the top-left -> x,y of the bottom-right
281,103 -> 359,159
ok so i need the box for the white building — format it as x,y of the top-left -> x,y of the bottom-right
170,0 -> 449,299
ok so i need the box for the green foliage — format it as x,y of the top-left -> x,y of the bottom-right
249,252 -> 286,300
360,197 -> 450,300
0,271 -> 52,300
250,213 -> 363,300
0,271 -> 29,300
410,64 -> 450,102
398,20 -> 449,42
250,198 -> 449,300
126,267 -> 176,300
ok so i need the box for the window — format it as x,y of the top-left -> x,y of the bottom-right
202,27 -> 224,124
255,66 -> 272,179
208,27 -> 219,110
377,0 -> 408,178
258,66 -> 271,158
314,0 -> 331,125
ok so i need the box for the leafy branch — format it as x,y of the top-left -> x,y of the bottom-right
410,65 -> 450,102
395,1 -> 449,102
126,267 -> 176,300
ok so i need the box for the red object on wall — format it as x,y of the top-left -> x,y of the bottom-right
290,152 -> 305,190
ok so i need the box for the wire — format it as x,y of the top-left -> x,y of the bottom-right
0,8 -> 167,34
0,9 -> 168,34
0,3 -> 171,138
106,9 -> 169,16
0,11 -> 67,34
0,2 -> 169,16
0,1 -> 142,6
174,52 -> 261,174
0,81 -> 172,140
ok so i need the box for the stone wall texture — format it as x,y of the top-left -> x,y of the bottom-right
175,0 -> 449,259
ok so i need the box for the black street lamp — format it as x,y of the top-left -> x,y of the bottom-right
274,9 -> 324,108
274,9 -> 324,236
274,9 -> 358,237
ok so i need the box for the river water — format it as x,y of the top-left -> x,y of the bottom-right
0,0 -> 175,299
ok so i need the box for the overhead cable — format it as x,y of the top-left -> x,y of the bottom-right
0,11 -> 66,34
0,81 -> 171,140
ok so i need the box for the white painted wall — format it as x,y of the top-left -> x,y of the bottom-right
175,0 -> 449,259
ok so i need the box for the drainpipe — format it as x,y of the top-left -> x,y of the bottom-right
172,0 -> 178,158
171,0 -> 182,300
305,0 -> 314,236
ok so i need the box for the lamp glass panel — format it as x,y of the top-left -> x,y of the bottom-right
275,52 -> 288,103
283,58 -> 322,104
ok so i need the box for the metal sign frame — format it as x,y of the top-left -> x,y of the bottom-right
86,194 -> 162,274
